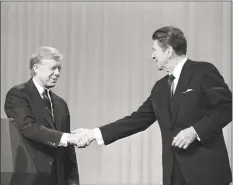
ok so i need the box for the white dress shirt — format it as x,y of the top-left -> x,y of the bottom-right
170,56 -> 187,94
32,78 -> 69,147
94,56 -> 199,145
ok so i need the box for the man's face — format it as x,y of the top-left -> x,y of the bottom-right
34,59 -> 61,88
152,40 -> 170,71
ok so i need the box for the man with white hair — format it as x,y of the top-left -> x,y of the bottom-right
5,46 -> 80,185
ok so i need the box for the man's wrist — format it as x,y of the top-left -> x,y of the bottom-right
58,133 -> 70,147
93,128 -> 104,145
190,126 -> 201,141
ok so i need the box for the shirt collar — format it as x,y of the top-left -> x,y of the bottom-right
172,56 -> 188,79
32,77 -> 50,96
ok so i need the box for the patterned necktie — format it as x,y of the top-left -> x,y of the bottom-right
167,74 -> 175,97
42,89 -> 53,117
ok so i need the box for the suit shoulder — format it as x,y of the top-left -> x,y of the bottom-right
191,60 -> 218,71
7,82 -> 27,95
151,75 -> 168,92
5,82 -> 29,106
156,75 -> 168,85
190,60 -> 221,76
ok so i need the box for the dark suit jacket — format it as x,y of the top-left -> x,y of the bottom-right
4,78 -> 79,185
99,59 -> 232,185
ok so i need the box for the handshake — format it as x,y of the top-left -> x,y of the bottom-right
67,128 -> 96,148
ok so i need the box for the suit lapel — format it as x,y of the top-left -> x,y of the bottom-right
50,92 -> 62,131
155,75 -> 174,128
171,59 -> 193,126
26,78 -> 55,129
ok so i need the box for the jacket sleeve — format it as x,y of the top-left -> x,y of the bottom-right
193,63 -> 232,142
100,94 -> 157,145
4,87 -> 63,147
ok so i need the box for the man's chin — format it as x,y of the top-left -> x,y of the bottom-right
158,67 -> 165,71
46,82 -> 57,88
158,66 -> 167,72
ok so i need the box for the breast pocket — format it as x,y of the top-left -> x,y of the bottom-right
181,89 -> 195,95
179,89 -> 204,118
180,89 -> 198,101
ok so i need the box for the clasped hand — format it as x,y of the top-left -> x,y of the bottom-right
67,128 -> 95,148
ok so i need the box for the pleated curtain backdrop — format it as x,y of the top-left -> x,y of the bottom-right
1,2 -> 232,185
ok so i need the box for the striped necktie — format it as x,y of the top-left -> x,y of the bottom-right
168,74 -> 175,97
42,89 -> 53,118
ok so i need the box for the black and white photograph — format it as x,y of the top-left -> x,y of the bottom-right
1,1 -> 232,185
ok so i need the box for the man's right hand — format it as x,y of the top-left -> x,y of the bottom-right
67,129 -> 95,148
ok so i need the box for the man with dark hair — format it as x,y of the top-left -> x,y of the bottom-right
75,26 -> 232,185
5,46 -> 82,185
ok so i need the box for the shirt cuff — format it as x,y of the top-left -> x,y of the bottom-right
93,128 -> 104,145
191,126 -> 201,141
58,133 -> 70,147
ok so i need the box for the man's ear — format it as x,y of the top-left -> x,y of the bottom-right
33,64 -> 40,74
167,46 -> 173,59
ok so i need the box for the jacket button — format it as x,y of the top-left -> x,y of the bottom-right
49,162 -> 52,165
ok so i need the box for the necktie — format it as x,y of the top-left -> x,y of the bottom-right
168,74 -> 175,97
42,89 -> 53,118
168,74 -> 175,122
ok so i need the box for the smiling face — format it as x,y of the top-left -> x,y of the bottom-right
152,39 -> 171,71
33,59 -> 61,88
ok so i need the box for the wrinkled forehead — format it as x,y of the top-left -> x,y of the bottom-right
40,59 -> 61,67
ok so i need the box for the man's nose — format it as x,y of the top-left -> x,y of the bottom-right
54,68 -> 60,75
152,52 -> 156,59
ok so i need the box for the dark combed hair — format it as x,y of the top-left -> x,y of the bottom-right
152,26 -> 187,56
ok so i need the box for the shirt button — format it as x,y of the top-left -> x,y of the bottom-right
49,162 -> 52,165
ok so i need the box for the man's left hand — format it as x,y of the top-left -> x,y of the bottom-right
172,127 -> 197,149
